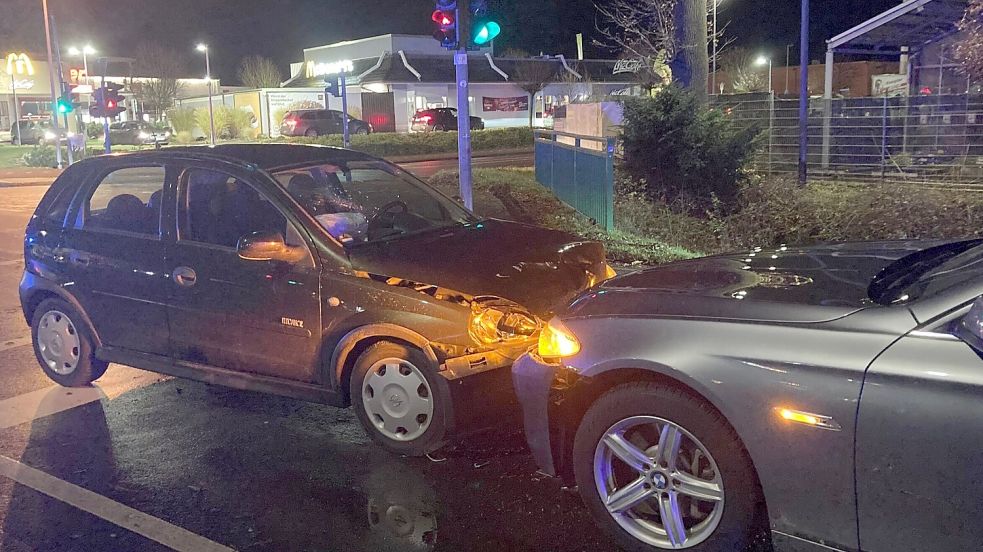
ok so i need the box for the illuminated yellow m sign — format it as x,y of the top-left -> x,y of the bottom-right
5,53 -> 35,77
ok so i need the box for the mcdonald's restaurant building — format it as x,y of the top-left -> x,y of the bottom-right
1,52 -> 62,130
177,34 -> 643,137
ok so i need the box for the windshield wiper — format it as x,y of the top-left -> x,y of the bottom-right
868,240 -> 983,304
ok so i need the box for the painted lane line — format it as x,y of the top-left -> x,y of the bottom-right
0,336 -> 32,353
0,455 -> 235,552
0,385 -> 106,430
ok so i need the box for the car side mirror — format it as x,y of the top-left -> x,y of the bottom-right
955,297 -> 983,352
237,231 -> 307,263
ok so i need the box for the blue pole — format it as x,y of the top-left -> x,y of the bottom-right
798,0 -> 809,185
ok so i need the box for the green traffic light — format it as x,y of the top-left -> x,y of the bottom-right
473,21 -> 501,45
56,97 -> 74,114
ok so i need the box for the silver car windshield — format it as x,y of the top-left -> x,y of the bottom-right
273,160 -> 474,245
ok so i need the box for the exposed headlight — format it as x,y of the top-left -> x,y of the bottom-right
43,131 -> 56,140
468,297 -> 540,345
138,131 -> 151,139
538,318 -> 581,359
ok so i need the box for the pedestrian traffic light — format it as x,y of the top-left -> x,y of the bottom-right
432,0 -> 457,49
55,95 -> 74,114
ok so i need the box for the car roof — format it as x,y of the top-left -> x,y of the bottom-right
75,144 -> 378,171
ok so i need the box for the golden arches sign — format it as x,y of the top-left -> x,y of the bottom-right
5,53 -> 35,77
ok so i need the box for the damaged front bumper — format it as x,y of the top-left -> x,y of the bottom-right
511,353 -> 560,475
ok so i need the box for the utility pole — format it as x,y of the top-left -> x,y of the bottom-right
455,0 -> 474,210
41,0 -> 63,169
785,44 -> 792,95
49,12 -> 73,165
340,71 -> 350,149
798,0 -> 809,185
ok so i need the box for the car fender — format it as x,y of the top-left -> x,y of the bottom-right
328,322 -> 440,391
20,272 -> 103,348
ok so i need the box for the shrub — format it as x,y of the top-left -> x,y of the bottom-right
194,108 -> 213,141
85,122 -> 104,139
22,145 -> 56,167
620,86 -> 762,215
293,127 -> 534,158
166,108 -> 197,133
214,106 -> 253,139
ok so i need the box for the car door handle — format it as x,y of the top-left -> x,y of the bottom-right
71,253 -> 92,267
173,266 -> 197,287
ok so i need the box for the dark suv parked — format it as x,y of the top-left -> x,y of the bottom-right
411,108 -> 485,132
20,144 -> 611,455
280,109 -> 372,138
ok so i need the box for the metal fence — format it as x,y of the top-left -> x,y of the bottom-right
711,93 -> 983,188
534,130 -> 616,230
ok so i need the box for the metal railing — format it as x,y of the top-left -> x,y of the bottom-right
712,93 -> 983,188
534,130 -> 616,231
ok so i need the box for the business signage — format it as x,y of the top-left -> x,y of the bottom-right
5,53 -> 34,77
872,74 -> 908,97
305,59 -> 354,79
482,96 -> 529,112
613,59 -> 642,75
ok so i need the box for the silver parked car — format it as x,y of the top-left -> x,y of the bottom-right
513,239 -> 983,552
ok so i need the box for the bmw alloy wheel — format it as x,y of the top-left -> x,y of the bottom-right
36,310 -> 81,376
361,357 -> 434,442
594,415 -> 725,549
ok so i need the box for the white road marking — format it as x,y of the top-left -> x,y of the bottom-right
0,455 -> 235,552
0,259 -> 23,267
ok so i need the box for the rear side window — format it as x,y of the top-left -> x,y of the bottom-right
82,166 -> 165,237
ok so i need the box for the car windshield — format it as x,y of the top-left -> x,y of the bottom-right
868,239 -> 983,304
272,160 -> 475,245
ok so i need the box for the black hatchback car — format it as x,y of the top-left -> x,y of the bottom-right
20,144 -> 611,455
411,108 -> 485,132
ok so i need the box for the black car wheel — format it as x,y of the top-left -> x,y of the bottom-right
433,124 -> 446,132
31,298 -> 109,387
573,383 -> 762,552
355,127 -> 369,135
350,341 -> 448,456
305,128 -> 319,138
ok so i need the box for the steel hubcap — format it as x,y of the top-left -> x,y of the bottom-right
594,415 -> 725,549
362,358 -> 434,442
37,310 -> 81,376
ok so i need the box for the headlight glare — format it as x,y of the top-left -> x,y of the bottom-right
468,298 -> 540,345
538,318 -> 581,359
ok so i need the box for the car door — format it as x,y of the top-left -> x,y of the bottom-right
60,162 -> 173,355
166,163 -> 322,382
856,298 -> 983,551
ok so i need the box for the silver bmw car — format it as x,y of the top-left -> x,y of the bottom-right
513,239 -> 983,552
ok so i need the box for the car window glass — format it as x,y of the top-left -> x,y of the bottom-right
83,166 -> 164,236
274,161 -> 472,244
109,122 -> 124,130
180,168 -> 293,249
301,112 -> 316,120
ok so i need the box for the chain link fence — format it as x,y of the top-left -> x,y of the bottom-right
711,93 -> 983,188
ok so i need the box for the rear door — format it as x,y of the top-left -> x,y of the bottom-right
856,300 -> 983,551
61,162 -> 173,355
165,163 -> 322,382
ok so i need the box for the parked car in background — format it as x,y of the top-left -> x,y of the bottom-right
21,143 -> 614,458
9,121 -> 73,145
106,121 -> 170,146
280,109 -> 372,138
411,108 -> 485,132
514,239 -> 983,552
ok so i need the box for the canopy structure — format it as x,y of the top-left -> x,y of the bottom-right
823,0 -> 968,96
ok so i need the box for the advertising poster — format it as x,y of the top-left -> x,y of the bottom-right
267,91 -> 326,136
482,96 -> 529,112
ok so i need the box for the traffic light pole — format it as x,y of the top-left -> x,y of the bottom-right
101,65 -> 111,154
455,0 -> 473,210
49,14 -> 73,165
340,72 -> 350,149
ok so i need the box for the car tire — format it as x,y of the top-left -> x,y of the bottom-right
305,128 -> 319,138
573,382 -> 763,552
355,127 -> 369,135
433,124 -> 445,132
350,341 -> 448,456
31,298 -> 109,387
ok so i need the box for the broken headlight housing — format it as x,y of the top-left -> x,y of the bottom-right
468,297 -> 542,346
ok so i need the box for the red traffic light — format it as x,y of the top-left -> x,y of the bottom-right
432,10 -> 454,27
106,100 -> 116,109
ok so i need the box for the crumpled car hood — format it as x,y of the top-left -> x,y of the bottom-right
346,219 -> 607,316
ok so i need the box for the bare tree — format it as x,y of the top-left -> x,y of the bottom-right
595,0 -> 711,102
720,47 -> 768,93
238,56 -> 283,89
953,0 -> 983,82
513,59 -> 559,127
134,42 -> 186,121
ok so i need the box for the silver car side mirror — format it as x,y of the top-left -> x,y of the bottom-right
955,297 -> 983,352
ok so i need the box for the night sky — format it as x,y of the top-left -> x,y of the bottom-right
1,0 -> 902,84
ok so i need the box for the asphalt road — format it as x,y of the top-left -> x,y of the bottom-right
0,168 -> 624,551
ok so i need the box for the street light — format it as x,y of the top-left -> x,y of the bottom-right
67,44 -> 95,86
196,43 -> 216,145
756,55 -> 772,94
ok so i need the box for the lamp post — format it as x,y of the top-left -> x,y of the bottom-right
68,44 -> 95,87
197,43 -> 215,145
711,0 -> 721,95
41,0 -> 64,168
757,55 -> 774,173
784,44 -> 792,95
